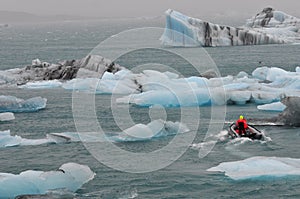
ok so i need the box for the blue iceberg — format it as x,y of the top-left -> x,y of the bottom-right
0,96 -> 47,113
207,156 -> 300,180
0,163 -> 95,198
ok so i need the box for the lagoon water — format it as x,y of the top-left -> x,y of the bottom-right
0,19 -> 300,198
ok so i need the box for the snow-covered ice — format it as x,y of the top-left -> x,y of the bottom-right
0,163 -> 95,198
207,156 -> 300,180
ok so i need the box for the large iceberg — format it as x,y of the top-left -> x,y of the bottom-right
0,55 -> 123,86
0,163 -> 95,198
16,64 -> 300,109
207,156 -> 300,180
160,7 -> 300,47
116,66 -> 300,107
0,95 -> 47,112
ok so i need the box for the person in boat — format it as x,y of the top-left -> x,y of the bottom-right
235,115 -> 249,136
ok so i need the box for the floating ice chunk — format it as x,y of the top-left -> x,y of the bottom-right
19,80 -> 62,89
111,119 -> 190,142
207,156 -> 300,180
0,120 -> 190,148
257,101 -> 286,111
0,163 -> 95,198
0,96 -> 47,113
0,112 -> 15,121
0,130 -> 70,148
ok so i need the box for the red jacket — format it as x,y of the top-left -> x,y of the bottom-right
236,119 -> 248,129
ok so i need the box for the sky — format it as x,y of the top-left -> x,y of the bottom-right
0,0 -> 298,19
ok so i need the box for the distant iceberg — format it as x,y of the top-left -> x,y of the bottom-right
0,55 -> 123,86
161,7 -> 300,47
0,163 -> 95,198
207,156 -> 300,180
18,65 -> 300,108
116,66 -> 300,107
0,95 -> 47,113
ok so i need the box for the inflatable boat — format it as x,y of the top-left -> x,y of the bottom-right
228,123 -> 263,140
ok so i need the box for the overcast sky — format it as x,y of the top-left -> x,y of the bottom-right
0,0 -> 298,18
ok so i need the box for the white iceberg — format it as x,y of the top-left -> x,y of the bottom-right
160,8 -> 300,47
207,156 -> 300,180
0,112 -> 15,121
111,119 -> 190,142
52,120 -> 190,143
0,95 -> 47,113
0,163 -> 95,198
0,130 -> 70,148
257,101 -> 286,111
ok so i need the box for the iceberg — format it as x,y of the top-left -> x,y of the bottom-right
161,8 -> 300,47
0,96 -> 47,113
7,56 -> 300,109
0,55 -> 123,86
51,120 -> 190,143
111,119 -> 190,142
207,156 -> 300,180
0,112 -> 15,121
257,101 -> 286,111
0,163 -> 95,198
116,66 -> 300,107
0,120 -> 189,149
0,130 -> 70,148
249,96 -> 300,127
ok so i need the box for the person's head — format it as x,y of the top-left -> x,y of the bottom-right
239,115 -> 244,120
